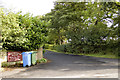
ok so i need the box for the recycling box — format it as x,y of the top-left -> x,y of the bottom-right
30,51 -> 37,65
21,52 -> 32,67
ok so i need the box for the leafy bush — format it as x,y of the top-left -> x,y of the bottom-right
53,44 -> 66,52
1,9 -> 28,51
36,58 -> 47,63
52,42 -> 119,57
1,62 -> 21,67
2,61 -> 23,67
43,49 -> 46,54
44,44 -> 49,49
44,44 -> 54,50
2,62 -> 9,67
1,9 -> 49,51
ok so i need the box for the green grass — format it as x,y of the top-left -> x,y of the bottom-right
36,58 -> 47,63
46,49 -> 120,59
46,49 -> 64,54
2,61 -> 23,68
80,53 -> 120,59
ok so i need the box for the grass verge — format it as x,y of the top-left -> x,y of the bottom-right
46,49 -> 120,59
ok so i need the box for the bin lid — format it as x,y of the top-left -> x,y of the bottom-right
21,52 -> 32,54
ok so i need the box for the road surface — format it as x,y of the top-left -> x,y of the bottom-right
1,50 -> 119,78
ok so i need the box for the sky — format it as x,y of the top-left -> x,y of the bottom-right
0,0 -> 119,16
0,0 -> 56,16
0,0 -> 118,27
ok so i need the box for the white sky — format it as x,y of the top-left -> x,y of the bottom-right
0,0 -> 118,27
1,0 -> 119,16
0,0 -> 56,16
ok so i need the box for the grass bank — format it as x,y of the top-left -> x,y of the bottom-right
46,49 -> 120,59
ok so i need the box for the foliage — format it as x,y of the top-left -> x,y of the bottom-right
53,44 -> 67,52
44,44 -> 54,50
1,9 -> 28,51
36,58 -> 47,63
43,49 -> 46,54
19,14 -> 49,50
2,62 -> 9,67
1,9 -> 49,51
45,2 -> 119,56
2,61 -> 23,67
1,2 -> 119,57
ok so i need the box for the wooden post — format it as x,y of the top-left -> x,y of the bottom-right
37,47 -> 43,60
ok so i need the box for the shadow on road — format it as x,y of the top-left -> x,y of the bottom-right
20,50 -> 118,73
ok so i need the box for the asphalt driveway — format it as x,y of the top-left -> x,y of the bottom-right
1,50 -> 119,78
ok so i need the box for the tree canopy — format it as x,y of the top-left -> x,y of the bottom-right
45,2 -> 119,55
1,8 -> 49,51
0,1 -> 119,56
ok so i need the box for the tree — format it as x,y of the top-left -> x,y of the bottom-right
1,9 -> 28,51
45,2 -> 119,55
1,9 -> 50,59
18,13 -> 49,60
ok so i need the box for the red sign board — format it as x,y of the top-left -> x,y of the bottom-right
7,51 -> 22,62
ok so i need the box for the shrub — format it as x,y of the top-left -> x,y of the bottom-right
2,62 -> 9,67
36,58 -> 47,63
53,45 -> 62,52
1,10 -> 49,51
2,62 -> 15,67
44,44 -> 54,50
43,49 -> 46,54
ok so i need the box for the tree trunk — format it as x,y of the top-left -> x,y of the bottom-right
58,30 -> 61,45
37,47 -> 43,60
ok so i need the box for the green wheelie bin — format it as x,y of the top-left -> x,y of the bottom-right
30,51 -> 37,65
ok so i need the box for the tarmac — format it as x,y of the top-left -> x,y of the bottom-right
0,50 -> 119,78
